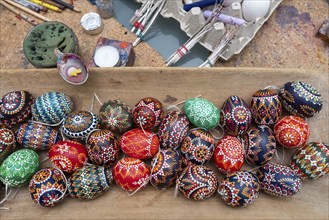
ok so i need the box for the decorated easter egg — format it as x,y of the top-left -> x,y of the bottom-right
290,142 -> 328,180
132,97 -> 164,129
280,81 -> 323,118
221,95 -> 252,137
213,136 -> 244,174
257,162 -> 302,197
157,110 -> 190,149
250,89 -> 282,125
0,90 -> 34,127
29,167 -> 66,207
68,164 -> 112,199
0,149 -> 39,187
16,121 -> 60,151
62,110 -> 99,140
32,92 -> 73,124
99,99 -> 134,133
150,149 -> 182,189
184,97 -> 220,129
86,129 -> 120,166
243,125 -> 276,166
274,116 -> 310,148
49,140 -> 88,173
0,127 -> 15,163
181,128 -> 215,165
177,165 -> 218,200
218,171 -> 260,207
113,157 -> 150,192
120,128 -> 159,160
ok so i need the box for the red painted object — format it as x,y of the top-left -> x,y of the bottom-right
49,140 -> 88,173
274,116 -> 310,148
112,157 -> 150,192
213,136 -> 244,174
120,128 -> 159,160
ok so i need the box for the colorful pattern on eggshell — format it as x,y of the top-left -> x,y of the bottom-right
62,110 -> 99,140
218,171 -> 260,207
177,165 -> 218,200
0,127 -> 15,162
29,167 -> 66,207
290,142 -> 328,179
32,92 -> 73,124
184,97 -> 220,129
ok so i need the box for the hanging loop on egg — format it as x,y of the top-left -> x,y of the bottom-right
275,146 -> 286,164
90,93 -> 103,112
166,105 -> 182,113
29,118 -> 65,127
0,184 -> 20,205
56,168 -> 69,203
59,127 -> 67,141
263,85 -> 281,92
167,95 -> 202,111
139,121 -> 153,139
237,136 -> 247,157
247,166 -> 260,174
127,177 -> 149,197
209,124 -> 225,140
149,149 -> 163,189
40,157 -> 50,164
174,180 -> 180,197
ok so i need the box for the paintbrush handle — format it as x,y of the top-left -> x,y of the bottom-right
183,0 -> 224,12
50,0 -> 80,12
4,0 -> 50,21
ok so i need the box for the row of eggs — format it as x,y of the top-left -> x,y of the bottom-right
0,81 -> 327,208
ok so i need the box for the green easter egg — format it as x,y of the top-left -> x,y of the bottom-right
184,98 -> 220,129
0,149 -> 40,187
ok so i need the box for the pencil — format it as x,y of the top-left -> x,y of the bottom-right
12,0 -> 41,13
4,0 -> 50,21
28,0 -> 62,12
42,0 -> 65,10
50,0 -> 80,12
22,0 -> 48,12
0,1 -> 39,26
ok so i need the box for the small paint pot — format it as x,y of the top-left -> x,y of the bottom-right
55,48 -> 89,85
81,12 -> 104,35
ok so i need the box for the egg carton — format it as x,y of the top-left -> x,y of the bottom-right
134,0 -> 282,61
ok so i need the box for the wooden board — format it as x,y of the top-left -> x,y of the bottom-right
0,68 -> 328,220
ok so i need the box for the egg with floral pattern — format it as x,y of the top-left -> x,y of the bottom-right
49,140 -> 88,173
120,128 -> 159,160
99,99 -> 134,133
257,162 -> 302,197
132,97 -> 164,129
0,127 -> 15,163
86,129 -> 120,166
249,89 -> 282,125
184,97 -> 220,129
290,142 -> 328,180
68,164 -> 112,199
177,165 -> 218,200
157,110 -> 190,149
181,128 -> 215,166
243,125 -> 276,166
280,81 -> 323,118
32,92 -> 73,125
29,167 -> 66,207
62,110 -> 99,140
0,90 -> 34,127
274,116 -> 310,149
16,121 -> 60,151
218,171 -> 260,207
213,136 -> 244,174
150,149 -> 182,189
112,157 -> 150,193
0,149 -> 39,187
220,95 -> 252,137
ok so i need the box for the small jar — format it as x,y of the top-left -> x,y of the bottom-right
95,0 -> 114,19
81,12 -> 104,35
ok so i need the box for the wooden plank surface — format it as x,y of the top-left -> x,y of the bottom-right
0,68 -> 328,220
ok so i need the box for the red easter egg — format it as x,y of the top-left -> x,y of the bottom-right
274,116 -> 310,148
132,97 -> 164,129
49,140 -> 88,173
120,128 -> 159,160
112,157 -> 150,192
213,136 -> 244,174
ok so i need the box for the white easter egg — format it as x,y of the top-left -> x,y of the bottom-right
242,0 -> 271,22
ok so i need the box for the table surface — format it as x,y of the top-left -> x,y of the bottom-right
0,0 -> 328,70
0,67 -> 328,220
